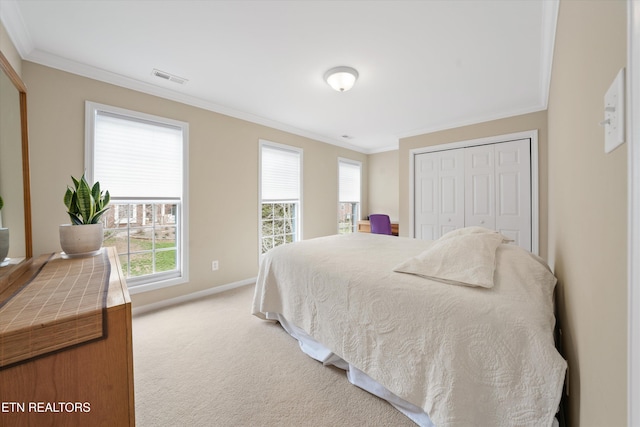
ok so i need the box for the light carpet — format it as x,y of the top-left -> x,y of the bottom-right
132,284 -> 416,427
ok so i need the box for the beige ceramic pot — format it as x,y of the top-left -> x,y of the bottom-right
59,223 -> 104,256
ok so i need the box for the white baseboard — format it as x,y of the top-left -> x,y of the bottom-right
131,277 -> 256,316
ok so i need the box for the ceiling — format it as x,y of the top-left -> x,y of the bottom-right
0,0 -> 558,154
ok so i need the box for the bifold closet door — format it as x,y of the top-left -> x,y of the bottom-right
464,139 -> 531,251
465,145 -> 496,230
414,138 -> 532,251
493,139 -> 531,250
413,149 -> 464,240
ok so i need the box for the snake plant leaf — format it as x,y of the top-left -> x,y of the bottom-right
93,206 -> 110,222
91,181 -> 101,204
64,174 -> 110,225
63,187 -> 74,210
69,212 -> 83,225
76,178 -> 94,222
102,191 -> 110,208
0,195 -> 4,211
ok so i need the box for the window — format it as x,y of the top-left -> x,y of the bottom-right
338,158 -> 361,234
85,101 -> 188,293
259,141 -> 302,255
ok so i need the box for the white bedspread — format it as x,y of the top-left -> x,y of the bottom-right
252,233 -> 567,427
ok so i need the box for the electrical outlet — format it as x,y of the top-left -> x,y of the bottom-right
211,260 -> 219,271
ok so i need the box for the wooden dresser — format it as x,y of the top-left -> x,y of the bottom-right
0,247 -> 135,426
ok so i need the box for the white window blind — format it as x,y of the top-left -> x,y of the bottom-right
261,145 -> 300,201
339,160 -> 361,202
94,111 -> 183,198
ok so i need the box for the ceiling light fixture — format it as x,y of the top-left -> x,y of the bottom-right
324,66 -> 359,92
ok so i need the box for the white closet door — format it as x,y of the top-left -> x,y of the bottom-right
414,153 -> 439,240
414,150 -> 464,240
495,139 -> 531,250
465,145 -> 496,230
438,150 -> 465,236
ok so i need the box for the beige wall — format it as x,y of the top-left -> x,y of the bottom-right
547,1 -> 627,426
399,111 -> 549,259
21,62 -> 368,308
367,150 -> 399,222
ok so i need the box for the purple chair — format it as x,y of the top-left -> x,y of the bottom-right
369,214 -> 392,235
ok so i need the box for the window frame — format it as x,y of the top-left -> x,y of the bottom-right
338,157 -> 362,234
85,101 -> 189,294
258,139 -> 303,258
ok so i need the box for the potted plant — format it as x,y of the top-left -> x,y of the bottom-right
0,195 -> 8,264
59,174 -> 110,256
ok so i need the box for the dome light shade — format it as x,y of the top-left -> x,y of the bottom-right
324,66 -> 359,92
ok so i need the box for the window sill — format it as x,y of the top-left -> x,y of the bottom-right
127,273 -> 188,295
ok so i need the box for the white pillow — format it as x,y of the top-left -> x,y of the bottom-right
393,232 -> 505,288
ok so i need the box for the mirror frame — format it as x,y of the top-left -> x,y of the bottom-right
0,51 -> 33,286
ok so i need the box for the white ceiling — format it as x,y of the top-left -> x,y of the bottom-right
0,0 -> 558,154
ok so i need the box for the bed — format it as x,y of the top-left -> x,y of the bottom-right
252,228 -> 567,427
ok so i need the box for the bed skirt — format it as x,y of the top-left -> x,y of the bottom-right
266,312 -> 435,427
266,312 -> 561,427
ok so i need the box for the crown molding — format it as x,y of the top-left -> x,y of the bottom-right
396,104 -> 547,142
0,0 -> 34,57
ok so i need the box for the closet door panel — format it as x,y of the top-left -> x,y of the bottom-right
438,150 -> 465,236
495,139 -> 531,250
465,145 -> 495,229
498,172 -> 520,215
414,154 -> 439,240
420,224 -> 437,241
414,150 -> 464,240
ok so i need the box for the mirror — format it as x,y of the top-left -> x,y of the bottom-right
0,51 -> 32,283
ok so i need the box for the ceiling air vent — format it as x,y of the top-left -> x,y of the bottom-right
152,69 -> 188,85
